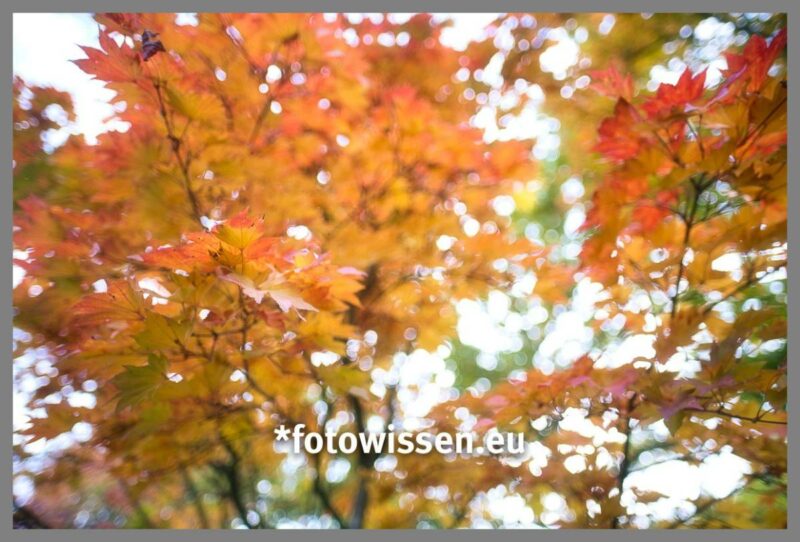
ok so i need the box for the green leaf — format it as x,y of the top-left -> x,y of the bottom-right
112,354 -> 168,412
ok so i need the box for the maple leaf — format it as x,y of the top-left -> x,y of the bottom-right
589,66 -> 635,101
642,68 -> 707,119
141,233 -> 220,272
721,29 -> 787,96
73,29 -> 141,85
112,354 -> 168,412
213,211 -> 264,250
594,98 -> 644,160
222,272 -> 318,312
71,280 -> 145,332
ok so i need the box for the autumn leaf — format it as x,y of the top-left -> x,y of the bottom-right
589,65 -> 635,101
213,212 -> 264,250
642,68 -> 707,119
73,29 -> 141,85
222,272 -> 317,312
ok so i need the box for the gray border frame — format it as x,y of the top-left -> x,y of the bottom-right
3,1 -> 795,540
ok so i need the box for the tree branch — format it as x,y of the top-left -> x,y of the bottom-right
310,452 -> 348,527
215,436 -> 265,528
181,467 -> 210,529
151,79 -> 204,223
670,176 -> 703,319
683,406 -> 787,426
611,393 -> 637,529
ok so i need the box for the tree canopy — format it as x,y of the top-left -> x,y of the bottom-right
13,12 -> 787,529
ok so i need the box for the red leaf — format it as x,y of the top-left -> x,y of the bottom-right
71,280 -> 144,331
141,233 -> 219,272
73,30 -> 141,84
594,99 -> 644,160
643,68 -> 707,119
631,204 -> 669,233
589,66 -> 634,101
720,28 -> 787,97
